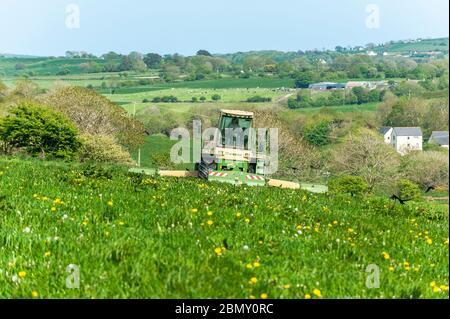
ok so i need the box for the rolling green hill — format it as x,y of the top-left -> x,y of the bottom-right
0,157 -> 448,298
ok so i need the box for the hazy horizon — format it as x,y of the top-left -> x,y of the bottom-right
0,0 -> 448,56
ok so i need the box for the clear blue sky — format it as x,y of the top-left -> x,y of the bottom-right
0,0 -> 448,56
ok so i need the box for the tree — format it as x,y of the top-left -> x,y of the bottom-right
304,121 -> 332,146
11,79 -> 39,98
41,86 -> 144,149
400,151 -> 449,189
196,50 -> 212,57
211,94 -> 221,101
294,71 -> 317,88
332,129 -> 400,190
0,102 -> 81,159
143,53 -> 163,69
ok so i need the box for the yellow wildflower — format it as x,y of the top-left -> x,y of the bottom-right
253,262 -> 261,268
18,271 -> 26,278
207,211 -> 213,216
382,252 -> 390,260
249,277 -> 257,284
207,220 -> 213,226
426,238 -> 433,245
245,218 -> 250,223
246,264 -> 253,269
50,207 -> 56,212
260,293 -> 268,299
305,294 -> 311,299
191,208 -> 198,213
214,247 -> 222,256
313,288 -> 322,298
236,212 -> 241,218
107,200 -> 113,207
31,291 -> 39,298
44,251 -> 51,257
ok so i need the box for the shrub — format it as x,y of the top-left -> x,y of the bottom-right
246,96 -> 272,103
79,134 -> 134,165
304,121 -> 332,146
191,97 -> 198,102
0,102 -> 81,159
328,175 -> 369,196
396,179 -> 422,201
211,94 -> 221,101
199,96 -> 206,102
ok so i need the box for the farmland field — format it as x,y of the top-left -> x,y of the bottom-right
0,158 -> 448,298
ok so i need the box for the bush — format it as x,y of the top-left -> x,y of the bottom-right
328,175 -> 369,196
191,97 -> 198,102
396,179 -> 422,201
304,121 -> 332,146
79,134 -> 134,165
199,96 -> 206,102
246,96 -> 272,103
0,102 -> 81,159
211,94 -> 221,101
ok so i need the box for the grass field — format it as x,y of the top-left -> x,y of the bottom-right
0,157 -> 448,298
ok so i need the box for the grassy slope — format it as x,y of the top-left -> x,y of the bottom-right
0,158 -> 448,298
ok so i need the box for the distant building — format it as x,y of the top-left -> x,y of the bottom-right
429,131 -> 449,148
309,82 -> 345,91
345,81 -> 376,90
379,127 -> 393,144
391,127 -> 423,155
366,51 -> 377,56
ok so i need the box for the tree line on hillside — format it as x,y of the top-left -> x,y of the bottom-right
13,45 -> 440,88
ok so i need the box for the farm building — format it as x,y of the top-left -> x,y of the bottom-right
379,126 -> 393,144
309,82 -> 345,90
429,131 -> 449,148
391,127 -> 423,155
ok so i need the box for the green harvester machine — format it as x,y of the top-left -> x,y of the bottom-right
130,109 -> 302,190
197,109 -> 267,187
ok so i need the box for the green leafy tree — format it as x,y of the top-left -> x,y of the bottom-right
143,53 -> 163,69
196,50 -> 212,57
304,121 -> 332,146
211,94 -> 221,101
0,102 -> 81,159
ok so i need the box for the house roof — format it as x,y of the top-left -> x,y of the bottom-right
392,127 -> 422,136
379,126 -> 392,135
429,131 -> 449,145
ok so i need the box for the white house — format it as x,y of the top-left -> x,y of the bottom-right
429,131 -> 449,148
391,127 -> 423,155
379,127 -> 393,144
